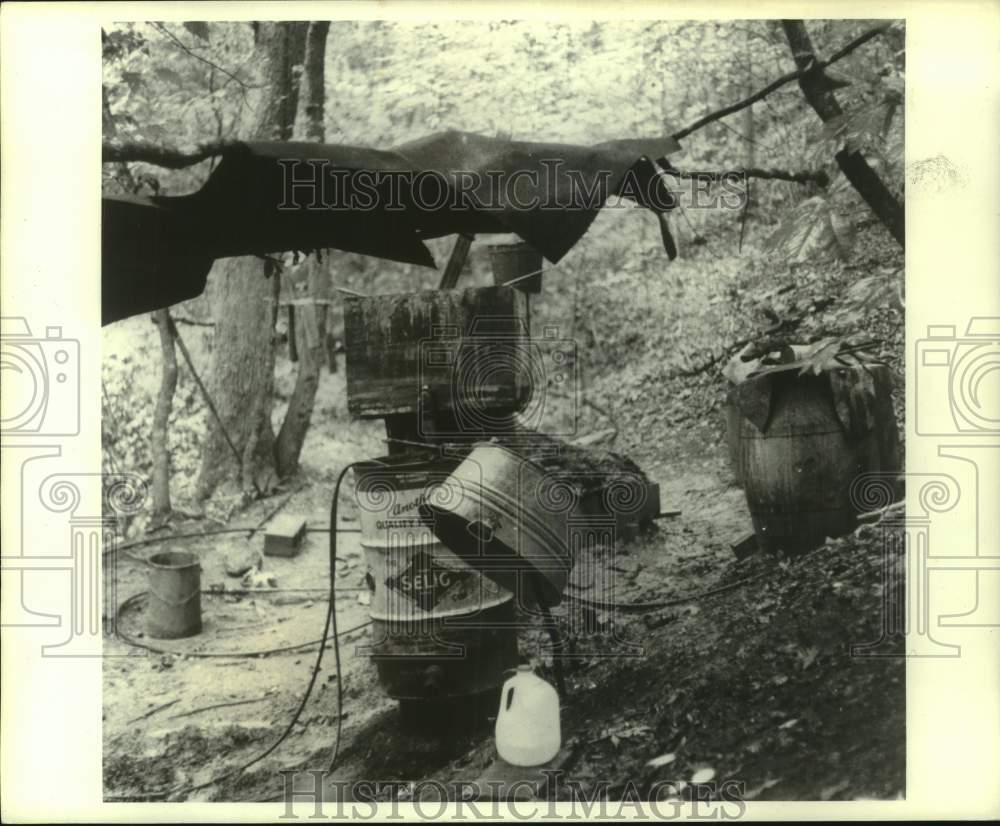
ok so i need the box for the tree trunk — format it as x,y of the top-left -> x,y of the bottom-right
276,21 -> 331,477
196,22 -> 309,500
781,20 -> 904,246
150,310 -> 178,518
296,21 -> 330,143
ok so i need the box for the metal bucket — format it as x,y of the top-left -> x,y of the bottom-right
489,242 -> 543,293
354,454 -> 517,700
145,550 -> 202,639
420,442 -> 573,607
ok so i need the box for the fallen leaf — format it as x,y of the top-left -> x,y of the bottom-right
798,646 -> 819,670
690,767 -> 716,784
779,718 -> 799,730
646,752 -> 676,769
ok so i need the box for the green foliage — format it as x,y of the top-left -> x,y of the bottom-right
763,195 -> 856,263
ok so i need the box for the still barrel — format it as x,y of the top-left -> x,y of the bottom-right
420,442 -> 573,607
145,550 -> 202,639
735,364 -> 899,554
490,242 -> 543,294
343,285 -> 532,421
354,454 -> 517,701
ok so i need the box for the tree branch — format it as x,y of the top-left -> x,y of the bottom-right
671,22 -> 890,142
151,22 -> 251,94
102,139 -> 239,169
668,167 -> 829,186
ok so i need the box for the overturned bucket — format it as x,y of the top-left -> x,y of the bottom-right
145,550 -> 202,639
420,442 -> 573,607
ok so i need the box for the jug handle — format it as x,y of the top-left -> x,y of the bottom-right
505,686 -> 515,711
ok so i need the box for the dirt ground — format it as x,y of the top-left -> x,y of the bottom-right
103,233 -> 906,804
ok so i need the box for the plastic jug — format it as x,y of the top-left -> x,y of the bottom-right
495,665 -> 561,766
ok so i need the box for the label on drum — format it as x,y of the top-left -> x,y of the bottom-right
385,549 -> 479,611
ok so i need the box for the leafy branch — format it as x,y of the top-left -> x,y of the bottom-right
150,22 -> 253,96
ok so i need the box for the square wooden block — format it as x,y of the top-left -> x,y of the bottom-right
264,515 -> 307,557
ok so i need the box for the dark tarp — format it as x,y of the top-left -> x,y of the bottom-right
102,130 -> 680,324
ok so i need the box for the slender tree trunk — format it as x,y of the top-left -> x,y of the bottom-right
276,21 -> 331,477
150,309 -> 177,518
196,22 -> 309,500
781,20 -> 904,246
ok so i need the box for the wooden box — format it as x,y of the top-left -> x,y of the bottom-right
263,515 -> 308,558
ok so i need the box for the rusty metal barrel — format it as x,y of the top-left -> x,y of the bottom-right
353,454 -> 517,701
343,286 -> 532,422
735,364 -> 899,554
420,442 -> 573,607
145,550 -> 202,639
490,242 -> 543,294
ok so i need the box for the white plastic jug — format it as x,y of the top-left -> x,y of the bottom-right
495,664 -> 561,766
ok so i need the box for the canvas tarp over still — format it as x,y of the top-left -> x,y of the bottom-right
102,130 -> 680,324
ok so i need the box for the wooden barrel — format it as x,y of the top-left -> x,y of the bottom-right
344,286 -> 532,421
723,387 -> 744,486
737,366 -> 897,554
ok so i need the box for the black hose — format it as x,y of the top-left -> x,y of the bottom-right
159,461 -> 363,797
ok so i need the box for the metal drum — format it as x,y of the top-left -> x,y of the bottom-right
420,442 -> 573,607
354,454 -> 517,701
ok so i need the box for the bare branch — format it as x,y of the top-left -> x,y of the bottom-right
672,23 -> 891,142
668,167 -> 829,186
